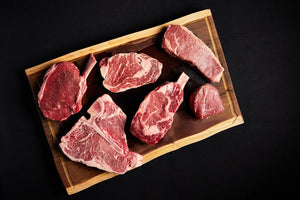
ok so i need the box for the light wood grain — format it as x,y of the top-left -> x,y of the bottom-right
25,9 -> 243,195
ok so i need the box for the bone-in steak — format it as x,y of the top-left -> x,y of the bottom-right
38,54 -> 97,121
162,25 -> 224,82
130,72 -> 189,145
59,94 -> 143,174
189,84 -> 224,119
99,53 -> 163,93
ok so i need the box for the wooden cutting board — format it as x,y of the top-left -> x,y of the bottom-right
25,9 -> 243,195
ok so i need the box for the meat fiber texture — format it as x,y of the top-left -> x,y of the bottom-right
189,84 -> 224,119
99,53 -> 163,93
130,72 -> 190,145
59,94 -> 143,174
162,25 -> 224,82
38,54 -> 97,121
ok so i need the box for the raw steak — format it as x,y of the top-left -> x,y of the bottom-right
130,72 -> 189,145
38,54 -> 97,121
59,94 -> 143,174
189,84 -> 224,119
162,25 -> 224,82
99,53 -> 163,93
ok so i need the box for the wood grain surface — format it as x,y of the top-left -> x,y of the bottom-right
25,9 -> 243,195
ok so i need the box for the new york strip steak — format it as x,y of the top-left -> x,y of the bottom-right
162,25 -> 224,82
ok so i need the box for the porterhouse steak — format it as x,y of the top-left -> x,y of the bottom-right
162,25 -> 224,82
99,53 -> 163,93
130,72 -> 190,145
189,84 -> 224,119
59,94 -> 143,174
38,54 -> 97,121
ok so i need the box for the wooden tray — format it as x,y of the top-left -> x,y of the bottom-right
25,9 -> 243,195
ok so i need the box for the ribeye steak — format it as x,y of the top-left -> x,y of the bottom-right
189,84 -> 224,119
162,25 -> 224,82
59,94 -> 143,174
38,54 -> 97,121
99,53 -> 163,93
130,72 -> 189,145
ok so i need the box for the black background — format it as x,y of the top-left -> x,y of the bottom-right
1,0 -> 299,199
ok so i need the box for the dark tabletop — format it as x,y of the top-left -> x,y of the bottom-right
1,0 -> 299,199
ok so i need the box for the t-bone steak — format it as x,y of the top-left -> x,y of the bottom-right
162,24 -> 224,82
99,53 -> 163,93
38,54 -> 97,121
189,84 -> 224,119
130,72 -> 190,145
59,94 -> 143,174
